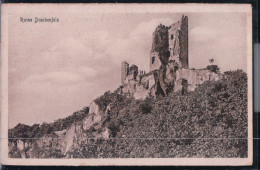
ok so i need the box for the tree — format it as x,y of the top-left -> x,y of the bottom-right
209,58 -> 214,63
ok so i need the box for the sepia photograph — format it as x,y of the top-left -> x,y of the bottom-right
1,4 -> 253,166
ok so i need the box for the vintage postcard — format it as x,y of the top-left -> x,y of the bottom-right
1,4 -> 253,166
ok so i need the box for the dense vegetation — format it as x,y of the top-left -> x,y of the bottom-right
8,107 -> 89,139
67,69 -> 248,158
9,70 -> 248,158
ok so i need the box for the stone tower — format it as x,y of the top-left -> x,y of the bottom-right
150,15 -> 189,71
129,64 -> 138,80
121,61 -> 129,85
150,24 -> 169,72
168,15 -> 188,69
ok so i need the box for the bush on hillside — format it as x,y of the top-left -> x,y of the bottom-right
206,65 -> 220,73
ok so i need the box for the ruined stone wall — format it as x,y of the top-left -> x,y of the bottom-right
134,73 -> 156,99
129,64 -> 138,80
121,61 -> 129,85
168,19 -> 182,65
150,25 -> 169,71
174,68 -> 221,92
179,15 -> 189,69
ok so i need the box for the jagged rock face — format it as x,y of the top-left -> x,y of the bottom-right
82,112 -> 102,131
89,101 -> 100,116
17,139 -> 25,150
9,100 -> 111,158
63,101 -> 109,153
121,72 -> 157,100
82,101 -> 102,130
134,73 -> 156,99
154,61 -> 179,96
165,61 -> 179,83
122,79 -> 139,94
100,128 -> 110,139
63,123 -> 78,152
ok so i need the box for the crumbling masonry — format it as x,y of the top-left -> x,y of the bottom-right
150,15 -> 188,72
120,15 -> 221,99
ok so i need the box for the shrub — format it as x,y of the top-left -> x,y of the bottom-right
206,65 -> 220,73
140,97 -> 153,114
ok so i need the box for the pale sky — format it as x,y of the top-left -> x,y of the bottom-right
8,9 -> 248,128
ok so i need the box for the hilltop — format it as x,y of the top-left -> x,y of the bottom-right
8,69 -> 248,158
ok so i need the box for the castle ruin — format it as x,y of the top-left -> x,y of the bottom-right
120,15 -> 221,99
121,61 -> 129,85
150,15 -> 188,71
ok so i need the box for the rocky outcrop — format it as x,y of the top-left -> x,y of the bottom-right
82,101 -> 101,130
17,139 -> 25,150
121,71 -> 157,100
157,60 -> 179,96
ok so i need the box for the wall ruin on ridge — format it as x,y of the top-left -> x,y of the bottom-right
174,69 -> 222,92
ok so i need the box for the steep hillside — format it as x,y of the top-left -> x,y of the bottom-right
66,69 -> 248,158
8,70 -> 248,158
